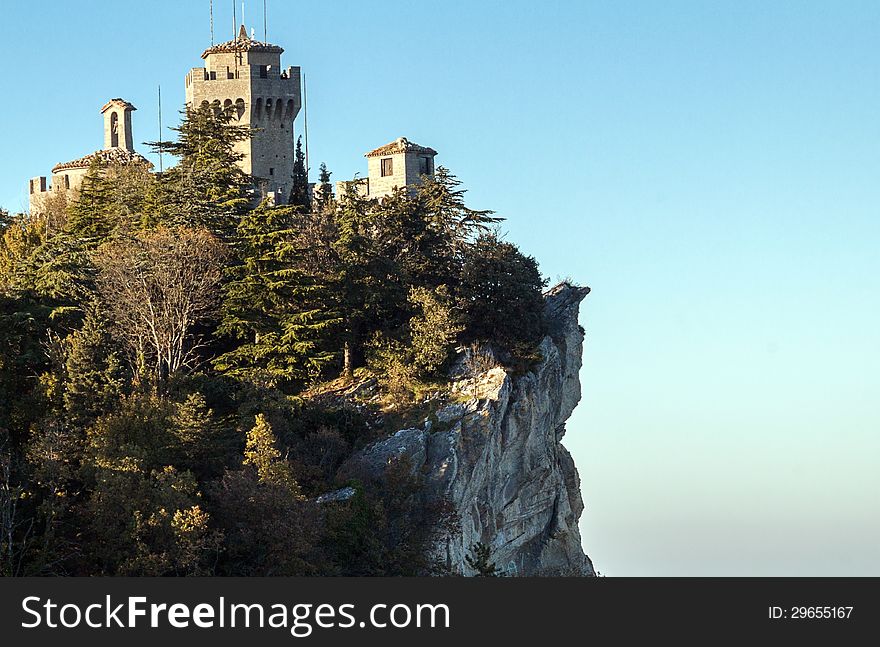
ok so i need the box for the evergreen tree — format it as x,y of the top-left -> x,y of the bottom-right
62,312 -> 126,430
148,104 -> 252,240
465,542 -> 500,577
314,163 -> 333,212
65,160 -> 116,245
170,393 -> 233,478
215,203 -> 341,388
288,136 -> 310,209
243,414 -> 300,494
65,158 -> 154,245
458,233 -> 547,355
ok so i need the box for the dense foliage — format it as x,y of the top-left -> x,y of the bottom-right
0,105 -> 548,575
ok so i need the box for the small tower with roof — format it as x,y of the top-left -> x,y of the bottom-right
185,24 -> 302,204
29,98 -> 150,214
101,98 -> 136,151
337,137 -> 438,201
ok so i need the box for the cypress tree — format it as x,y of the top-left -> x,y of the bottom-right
288,136 -> 310,210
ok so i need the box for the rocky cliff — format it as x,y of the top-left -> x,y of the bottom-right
347,282 -> 594,576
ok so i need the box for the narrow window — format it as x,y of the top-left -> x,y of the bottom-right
269,168 -> 274,176
64,175 -> 70,189
381,158 -> 393,177
209,71 -> 217,80
110,112 -> 119,148
260,65 -> 268,79
419,156 -> 434,175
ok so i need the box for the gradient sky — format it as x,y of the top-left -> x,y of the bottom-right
1,1 -> 878,575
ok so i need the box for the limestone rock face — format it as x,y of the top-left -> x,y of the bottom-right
350,283 -> 594,576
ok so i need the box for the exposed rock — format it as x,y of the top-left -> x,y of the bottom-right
315,486 -> 357,504
347,282 -> 594,576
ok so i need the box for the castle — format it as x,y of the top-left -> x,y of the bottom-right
28,24 -> 437,213
29,99 -> 151,214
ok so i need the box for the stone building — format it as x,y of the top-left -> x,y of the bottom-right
29,98 -> 150,214
336,137 -> 437,201
185,25 -> 301,204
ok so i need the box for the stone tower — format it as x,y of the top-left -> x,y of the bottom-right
185,25 -> 302,203
336,137 -> 438,201
101,98 -> 136,151
29,98 -> 150,214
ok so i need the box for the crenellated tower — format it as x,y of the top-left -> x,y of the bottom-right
185,25 -> 302,203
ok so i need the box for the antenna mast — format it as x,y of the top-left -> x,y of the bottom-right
210,0 -> 214,44
263,0 -> 267,42
232,0 -> 236,39
303,73 -> 309,181
158,85 -> 164,173
242,1 -> 245,30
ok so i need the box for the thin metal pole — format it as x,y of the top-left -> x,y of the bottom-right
158,85 -> 164,173
263,0 -> 267,42
210,0 -> 214,44
303,73 -> 309,181
232,0 -> 236,38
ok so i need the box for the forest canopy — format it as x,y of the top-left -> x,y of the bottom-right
0,105 -> 547,576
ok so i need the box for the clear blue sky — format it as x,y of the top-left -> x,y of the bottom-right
2,1 -> 878,575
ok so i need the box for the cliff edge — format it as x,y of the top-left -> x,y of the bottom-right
348,282 -> 594,576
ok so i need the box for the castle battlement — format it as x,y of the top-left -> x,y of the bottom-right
184,25 -> 302,203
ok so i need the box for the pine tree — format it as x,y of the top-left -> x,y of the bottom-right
465,542 -> 500,577
288,136 -> 310,209
214,203 -> 341,388
65,160 -> 116,245
243,414 -> 300,494
170,393 -> 233,477
314,163 -> 333,211
147,104 -> 252,241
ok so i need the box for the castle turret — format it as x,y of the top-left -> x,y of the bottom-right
185,24 -> 301,203
101,98 -> 136,151
337,137 -> 438,201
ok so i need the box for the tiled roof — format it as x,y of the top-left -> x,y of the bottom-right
201,25 -> 283,59
52,147 -> 152,173
101,98 -> 136,114
365,137 -> 437,158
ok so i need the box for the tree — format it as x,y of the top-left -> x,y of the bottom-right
214,203 -> 341,388
288,136 -> 310,209
170,393 -> 233,478
408,285 -> 463,376
94,226 -> 226,381
465,542 -> 500,576
65,158 -> 154,245
147,104 -> 252,240
243,414 -> 300,495
61,312 -> 127,429
458,233 -> 547,355
313,163 -> 334,212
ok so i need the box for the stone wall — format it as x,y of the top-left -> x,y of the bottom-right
185,49 -> 301,202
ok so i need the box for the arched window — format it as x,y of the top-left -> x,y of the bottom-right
236,98 -> 246,120
255,97 -> 263,119
110,112 -> 119,148
274,98 -> 283,120
285,99 -> 294,119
